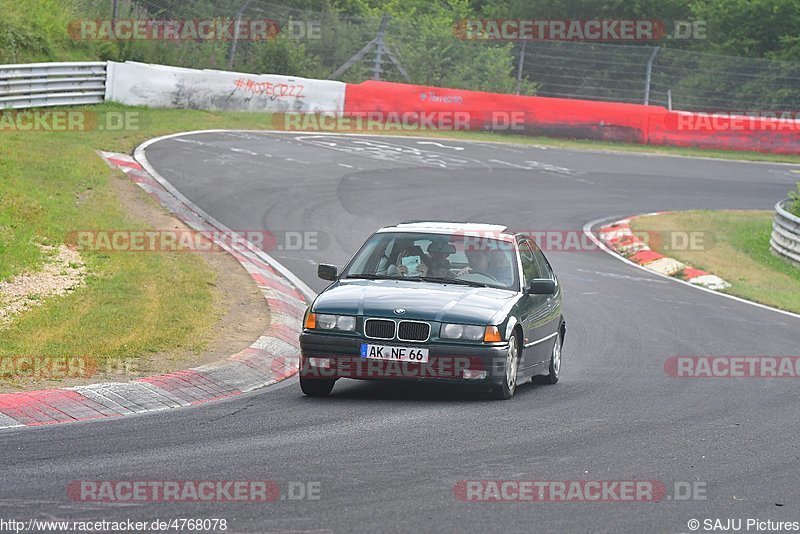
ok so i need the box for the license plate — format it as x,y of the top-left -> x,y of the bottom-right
360,343 -> 429,363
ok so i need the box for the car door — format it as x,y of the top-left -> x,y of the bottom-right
530,241 -> 562,357
516,238 -> 554,372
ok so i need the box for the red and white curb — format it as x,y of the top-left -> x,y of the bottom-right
598,215 -> 731,291
0,151 -> 309,430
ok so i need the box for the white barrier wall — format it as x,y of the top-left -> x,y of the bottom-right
105,61 -> 344,113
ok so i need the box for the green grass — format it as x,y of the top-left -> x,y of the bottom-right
0,0 -> 100,64
788,182 -> 800,217
0,104 -> 282,374
630,211 -> 800,314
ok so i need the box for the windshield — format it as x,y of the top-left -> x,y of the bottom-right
342,231 -> 519,291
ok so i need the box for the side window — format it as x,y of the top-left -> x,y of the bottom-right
526,240 -> 554,280
532,247 -> 554,280
519,240 -> 543,284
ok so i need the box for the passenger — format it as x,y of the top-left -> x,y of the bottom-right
388,245 -> 430,277
376,238 -> 413,275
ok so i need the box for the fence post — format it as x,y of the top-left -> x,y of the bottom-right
226,0 -> 254,71
643,46 -> 660,105
372,15 -> 390,80
515,41 -> 527,95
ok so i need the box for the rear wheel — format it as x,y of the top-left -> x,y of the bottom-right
300,375 -> 335,397
491,333 -> 520,400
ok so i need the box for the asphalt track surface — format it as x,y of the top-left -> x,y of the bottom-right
3,132 -> 799,534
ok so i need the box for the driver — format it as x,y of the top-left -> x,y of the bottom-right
427,238 -> 456,277
458,249 -> 490,276
488,249 -> 515,286
457,247 -> 514,286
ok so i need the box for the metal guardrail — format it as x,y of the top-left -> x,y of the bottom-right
771,199 -> 800,267
0,62 -> 106,109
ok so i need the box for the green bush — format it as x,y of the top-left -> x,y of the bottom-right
0,0 -> 98,63
788,182 -> 800,217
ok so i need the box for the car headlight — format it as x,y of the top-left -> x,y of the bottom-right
306,313 -> 356,331
317,314 -> 337,329
440,323 -> 486,341
336,315 -> 356,331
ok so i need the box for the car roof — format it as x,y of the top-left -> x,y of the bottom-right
377,221 -> 515,241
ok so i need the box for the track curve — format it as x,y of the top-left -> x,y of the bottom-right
3,132 -> 798,533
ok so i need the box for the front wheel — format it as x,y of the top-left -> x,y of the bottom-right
300,375 -> 336,397
491,333 -> 520,400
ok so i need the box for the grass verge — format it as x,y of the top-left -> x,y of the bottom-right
0,103 -> 285,384
630,211 -> 800,314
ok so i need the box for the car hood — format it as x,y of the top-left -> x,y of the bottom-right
313,279 -> 518,324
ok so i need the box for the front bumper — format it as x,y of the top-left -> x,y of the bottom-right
300,331 -> 509,385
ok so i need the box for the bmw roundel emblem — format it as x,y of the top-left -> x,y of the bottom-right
394,308 -> 406,315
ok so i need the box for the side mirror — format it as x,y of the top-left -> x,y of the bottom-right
318,263 -> 338,281
527,279 -> 556,295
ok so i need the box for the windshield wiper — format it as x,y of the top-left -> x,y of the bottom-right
418,276 -> 489,288
344,273 -> 397,280
345,274 -> 491,288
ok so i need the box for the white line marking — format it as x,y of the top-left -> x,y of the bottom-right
171,129 -> 799,167
575,268 -> 669,283
490,159 -> 532,170
417,141 -> 465,151
230,148 -> 258,156
524,160 -> 584,176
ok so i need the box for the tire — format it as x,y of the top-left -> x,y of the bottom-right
535,331 -> 561,385
300,375 -> 335,397
491,333 -> 520,400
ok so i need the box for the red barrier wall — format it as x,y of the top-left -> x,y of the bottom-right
650,111 -> 800,155
344,80 -> 800,155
